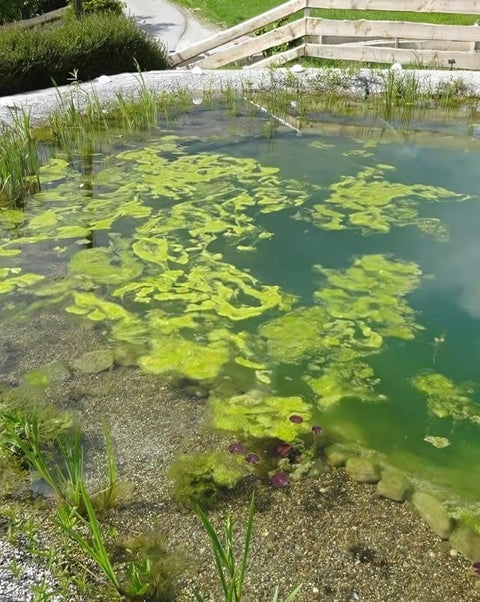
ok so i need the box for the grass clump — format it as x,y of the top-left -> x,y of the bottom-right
0,12 -> 168,96
0,391 -> 182,600
0,111 -> 40,208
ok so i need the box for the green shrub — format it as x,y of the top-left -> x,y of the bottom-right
70,0 -> 124,15
0,0 -> 66,24
0,13 -> 168,96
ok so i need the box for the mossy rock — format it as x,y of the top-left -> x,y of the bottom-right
72,349 -> 114,374
411,491 -> 453,539
449,522 -> 480,561
22,361 -> 71,388
345,456 -> 381,483
376,470 -> 411,502
323,443 -> 351,467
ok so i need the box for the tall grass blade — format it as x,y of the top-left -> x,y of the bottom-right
236,493 -> 255,601
283,584 -> 303,601
196,504 -> 230,596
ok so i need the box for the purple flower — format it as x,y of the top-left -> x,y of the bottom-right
276,443 -> 293,458
270,472 -> 289,488
312,425 -> 324,436
245,453 -> 260,465
228,442 -> 245,455
289,415 -> 303,424
473,562 -> 480,575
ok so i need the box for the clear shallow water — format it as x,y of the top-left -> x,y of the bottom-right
2,106 -> 480,503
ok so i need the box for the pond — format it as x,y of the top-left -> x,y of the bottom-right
2,101 -> 480,510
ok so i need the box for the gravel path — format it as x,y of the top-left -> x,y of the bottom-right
122,0 -> 219,52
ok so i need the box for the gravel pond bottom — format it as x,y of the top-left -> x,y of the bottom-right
1,310 -> 480,601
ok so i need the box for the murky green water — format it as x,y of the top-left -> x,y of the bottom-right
2,106 -> 480,504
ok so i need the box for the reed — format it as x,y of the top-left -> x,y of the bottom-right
0,110 -> 39,208
195,495 -> 302,602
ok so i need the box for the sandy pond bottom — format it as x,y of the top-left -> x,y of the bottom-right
1,309 -> 480,602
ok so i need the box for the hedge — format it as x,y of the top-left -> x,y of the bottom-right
0,13 -> 169,96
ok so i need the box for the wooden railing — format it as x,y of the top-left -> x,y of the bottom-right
170,0 -> 480,70
6,6 -> 67,29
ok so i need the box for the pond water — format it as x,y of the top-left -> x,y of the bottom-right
2,104 -> 480,507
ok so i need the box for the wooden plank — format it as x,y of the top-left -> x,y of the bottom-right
170,0 -> 306,66
306,17 -> 480,42
306,0 -> 480,15
198,19 -> 305,69
305,42 -> 480,69
246,46 -> 304,68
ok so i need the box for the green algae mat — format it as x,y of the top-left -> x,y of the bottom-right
2,107 -> 480,501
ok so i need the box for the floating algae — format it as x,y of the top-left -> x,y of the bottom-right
295,164 -> 466,239
314,254 -> 423,340
412,372 -> 480,425
210,391 -> 312,442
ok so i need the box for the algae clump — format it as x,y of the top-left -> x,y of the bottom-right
169,451 -> 247,507
211,391 -> 312,442
412,372 -> 480,424
297,164 -> 464,239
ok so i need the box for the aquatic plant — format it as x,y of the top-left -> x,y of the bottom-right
1,398 -> 179,600
194,496 -> 255,602
211,392 -> 312,442
118,530 -> 187,601
295,163 -> 465,240
0,110 -> 39,208
314,254 -> 423,340
412,371 -> 480,425
169,452 -> 248,508
304,360 -> 381,409
0,385 -> 73,450
195,495 -> 302,602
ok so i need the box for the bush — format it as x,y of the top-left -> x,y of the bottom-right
0,0 -> 67,24
72,0 -> 124,15
0,13 -> 168,96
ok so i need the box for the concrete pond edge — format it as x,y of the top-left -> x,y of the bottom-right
1,66 -> 480,127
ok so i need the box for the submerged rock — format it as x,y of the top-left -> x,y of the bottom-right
22,361 -> 71,388
411,491 -> 453,539
73,349 -> 114,374
449,522 -> 480,561
113,344 -> 142,367
377,470 -> 411,502
42,360 -> 72,383
323,443 -> 351,467
345,457 -> 381,483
